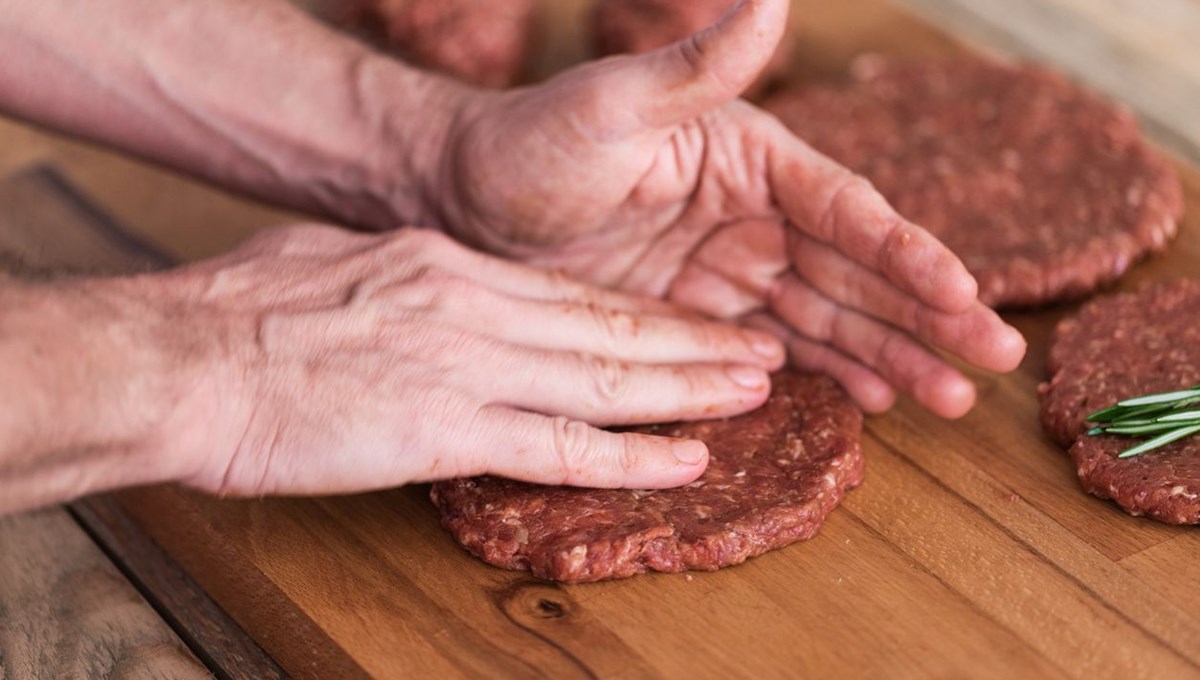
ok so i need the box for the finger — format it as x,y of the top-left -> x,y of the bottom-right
369,258 -> 785,367
690,219 -> 790,296
477,342 -> 772,426
471,406 -> 709,489
766,131 -> 978,313
503,293 -> 784,368
788,230 -> 1026,372
770,274 -> 976,418
668,260 -> 765,320
599,0 -> 791,131
666,219 -> 788,319
384,272 -> 785,368
744,312 -> 896,413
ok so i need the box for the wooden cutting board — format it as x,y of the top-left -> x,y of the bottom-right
55,0 -> 1197,677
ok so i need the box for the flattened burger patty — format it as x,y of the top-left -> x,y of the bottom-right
431,371 -> 863,582
340,0 -> 536,87
766,57 -> 1183,308
590,0 -> 794,97
1039,279 -> 1200,524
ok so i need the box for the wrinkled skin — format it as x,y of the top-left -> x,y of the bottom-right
0,0 -> 1028,515
423,0 -> 1026,418
155,226 -> 787,496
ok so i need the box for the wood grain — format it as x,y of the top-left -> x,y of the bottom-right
0,166 -> 287,680
0,168 -> 204,680
0,0 -> 1197,678
0,508 -> 210,680
112,71 -> 1200,680
0,165 -> 168,276
70,498 -> 290,680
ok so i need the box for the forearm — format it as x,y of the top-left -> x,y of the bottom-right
0,275 -> 208,514
0,0 -> 461,229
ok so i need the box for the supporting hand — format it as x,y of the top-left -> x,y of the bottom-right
159,227 -> 785,496
422,0 -> 1026,417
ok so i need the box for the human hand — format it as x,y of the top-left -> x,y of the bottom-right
421,0 -> 1025,418
150,226 -> 784,497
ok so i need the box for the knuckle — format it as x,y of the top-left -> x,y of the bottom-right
546,268 -> 586,299
275,224 -> 347,255
675,35 -> 738,97
873,332 -> 909,372
394,267 -> 482,310
677,35 -> 709,74
774,276 -> 840,345
585,355 -> 630,405
392,227 -> 457,264
907,303 -> 930,338
691,319 -> 738,355
829,311 -> 856,352
838,172 -> 874,199
826,174 -> 888,252
816,172 -> 864,236
550,416 -> 595,484
240,226 -> 298,254
616,436 -> 640,474
680,363 -> 714,396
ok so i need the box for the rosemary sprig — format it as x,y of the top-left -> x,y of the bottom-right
1085,385 -> 1200,458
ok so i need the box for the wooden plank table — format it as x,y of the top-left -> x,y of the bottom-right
1,0 -> 1198,677
0,167 -> 287,680
0,507 -> 210,680
110,0 -> 1200,678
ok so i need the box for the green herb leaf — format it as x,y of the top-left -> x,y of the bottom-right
1157,409 -> 1200,423
1116,386 -> 1200,408
1117,424 -> 1200,459
1085,386 -> 1200,458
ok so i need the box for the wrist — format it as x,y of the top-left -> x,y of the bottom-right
0,275 -> 233,511
1,0 -> 478,237
256,50 -> 481,234
360,59 -> 484,232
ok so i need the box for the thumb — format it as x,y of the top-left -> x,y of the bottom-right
611,0 -> 790,129
475,408 -> 709,488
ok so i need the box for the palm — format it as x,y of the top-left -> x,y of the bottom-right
447,96 -> 777,290
436,0 -> 1026,418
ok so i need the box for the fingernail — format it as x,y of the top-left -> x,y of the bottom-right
726,364 -> 767,389
672,440 -> 706,466
750,334 -> 782,359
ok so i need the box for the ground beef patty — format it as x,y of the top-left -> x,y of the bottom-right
339,0 -> 536,87
431,371 -> 863,582
590,0 -> 795,97
1039,279 -> 1200,524
766,57 -> 1183,308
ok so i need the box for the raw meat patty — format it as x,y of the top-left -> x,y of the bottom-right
340,0 -> 536,87
766,56 -> 1183,308
590,0 -> 795,97
1039,279 -> 1200,524
432,371 -> 863,582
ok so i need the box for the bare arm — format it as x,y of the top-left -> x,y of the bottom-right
0,0 -> 1027,502
0,274 -> 210,512
0,228 -> 784,516
0,0 -> 454,229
